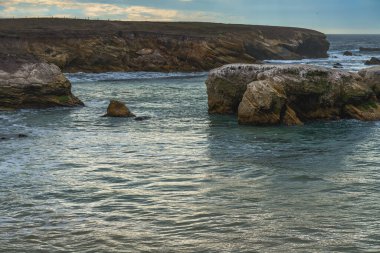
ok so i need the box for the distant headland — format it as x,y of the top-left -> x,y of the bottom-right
0,18 -> 329,73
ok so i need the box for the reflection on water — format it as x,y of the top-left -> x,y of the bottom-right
1,75 -> 380,252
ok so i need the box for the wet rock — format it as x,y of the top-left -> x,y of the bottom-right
134,116 -> 151,121
0,54 -> 84,110
343,51 -> 353,56
333,63 -> 343,68
365,57 -> 380,65
104,100 -> 135,117
0,133 -> 28,140
206,64 -> 380,125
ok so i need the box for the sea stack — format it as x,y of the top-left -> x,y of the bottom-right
0,54 -> 83,110
206,64 -> 380,125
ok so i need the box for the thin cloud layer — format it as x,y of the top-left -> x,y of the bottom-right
0,0 -> 227,22
0,0 -> 379,33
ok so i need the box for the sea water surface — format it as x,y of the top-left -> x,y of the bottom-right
267,34 -> 380,70
1,35 -> 380,252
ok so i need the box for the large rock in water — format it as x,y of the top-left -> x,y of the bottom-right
0,54 -> 83,110
206,64 -> 380,125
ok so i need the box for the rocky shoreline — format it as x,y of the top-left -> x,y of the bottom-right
0,18 -> 329,73
206,64 -> 380,125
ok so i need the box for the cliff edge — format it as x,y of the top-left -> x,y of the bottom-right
0,18 -> 329,72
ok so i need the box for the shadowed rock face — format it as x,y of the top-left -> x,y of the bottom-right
0,54 -> 83,110
0,18 -> 329,73
206,64 -> 380,125
359,66 -> 380,99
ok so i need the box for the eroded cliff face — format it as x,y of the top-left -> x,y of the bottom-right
0,19 -> 329,73
206,64 -> 380,125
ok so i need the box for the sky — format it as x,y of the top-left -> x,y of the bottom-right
0,0 -> 379,34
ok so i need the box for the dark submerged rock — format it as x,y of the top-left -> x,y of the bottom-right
134,116 -> 151,121
333,63 -> 343,68
343,51 -> 353,56
365,57 -> 380,65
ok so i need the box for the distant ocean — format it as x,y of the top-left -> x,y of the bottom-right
266,34 -> 380,71
1,35 -> 380,252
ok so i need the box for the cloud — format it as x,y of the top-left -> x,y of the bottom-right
0,0 -> 225,22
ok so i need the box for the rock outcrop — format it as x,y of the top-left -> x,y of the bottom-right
359,66 -> 380,99
365,57 -> 380,65
0,54 -> 83,110
0,18 -> 329,72
206,64 -> 380,125
104,100 -> 135,117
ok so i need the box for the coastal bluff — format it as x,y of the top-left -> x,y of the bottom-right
0,18 -> 329,72
206,64 -> 380,125
0,54 -> 83,110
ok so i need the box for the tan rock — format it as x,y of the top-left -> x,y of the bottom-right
207,64 -> 380,125
282,106 -> 303,126
344,103 -> 380,121
238,80 -> 286,125
0,54 -> 83,110
104,100 -> 135,117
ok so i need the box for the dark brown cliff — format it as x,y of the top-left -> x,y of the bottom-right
0,18 -> 330,72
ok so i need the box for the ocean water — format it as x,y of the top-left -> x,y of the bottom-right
266,34 -> 380,71
1,35 -> 380,252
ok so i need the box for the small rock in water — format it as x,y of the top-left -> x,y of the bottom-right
18,134 -> 28,138
134,116 -> 151,121
365,57 -> 380,65
333,63 -> 343,68
103,100 -> 135,117
343,51 -> 353,56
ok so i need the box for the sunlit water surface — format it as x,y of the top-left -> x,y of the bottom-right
1,35 -> 380,252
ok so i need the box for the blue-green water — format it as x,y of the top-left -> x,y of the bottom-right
1,73 -> 380,252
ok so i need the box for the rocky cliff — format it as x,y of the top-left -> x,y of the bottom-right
0,54 -> 83,110
206,64 -> 380,125
0,18 -> 329,73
